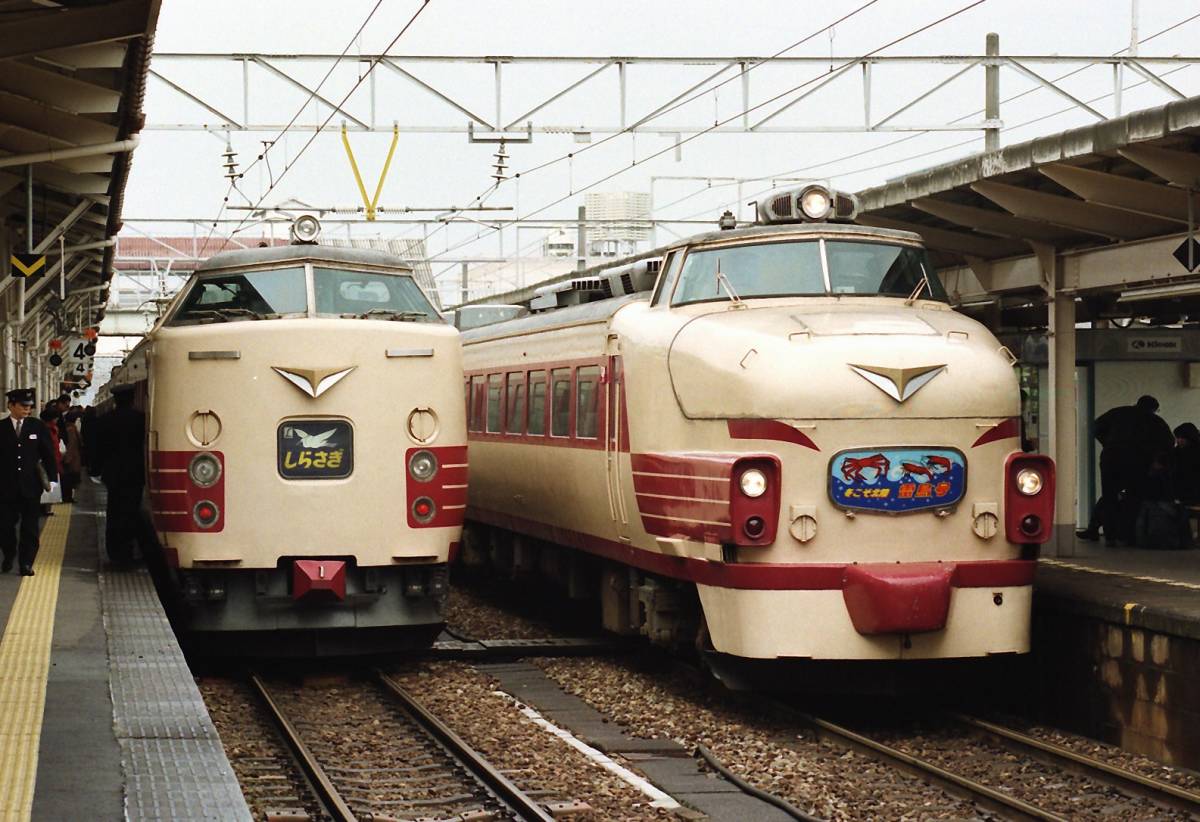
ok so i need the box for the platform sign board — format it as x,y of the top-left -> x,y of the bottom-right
829,447 -> 966,513
62,337 -> 94,389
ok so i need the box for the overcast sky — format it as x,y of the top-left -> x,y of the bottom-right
125,0 -> 1200,296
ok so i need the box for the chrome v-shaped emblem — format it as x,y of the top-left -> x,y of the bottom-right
849,363 -> 946,402
272,365 -> 357,398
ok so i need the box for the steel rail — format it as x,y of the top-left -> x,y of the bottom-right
778,707 -> 1067,822
954,714 -> 1200,816
377,670 -> 556,822
248,674 -> 357,822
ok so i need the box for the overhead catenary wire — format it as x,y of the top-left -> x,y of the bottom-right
424,0 -> 991,270
666,9 -> 1200,223
406,0 -> 886,263
197,0 -> 390,259
213,0 -> 433,255
199,0 -> 426,258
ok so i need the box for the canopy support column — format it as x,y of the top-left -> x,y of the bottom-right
1044,246 -> 1078,557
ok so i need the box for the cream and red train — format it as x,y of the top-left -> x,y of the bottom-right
460,185 -> 1054,686
107,225 -> 466,654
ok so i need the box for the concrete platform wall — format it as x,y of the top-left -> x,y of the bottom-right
1032,603 -> 1200,769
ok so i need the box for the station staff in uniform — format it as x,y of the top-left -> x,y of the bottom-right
0,388 -> 58,575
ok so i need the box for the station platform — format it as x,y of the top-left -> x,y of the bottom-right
1033,542 -> 1200,770
0,483 -> 250,822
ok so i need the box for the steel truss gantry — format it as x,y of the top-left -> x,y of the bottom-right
146,50 -> 1198,143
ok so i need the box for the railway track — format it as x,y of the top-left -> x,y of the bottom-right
250,672 -> 556,822
787,707 -> 1200,821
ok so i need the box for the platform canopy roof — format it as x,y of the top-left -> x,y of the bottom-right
855,95 -> 1200,325
0,0 -> 161,320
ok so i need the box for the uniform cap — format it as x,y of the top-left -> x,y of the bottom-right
5,388 -> 34,405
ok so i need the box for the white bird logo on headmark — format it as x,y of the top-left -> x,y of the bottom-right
292,428 -> 337,448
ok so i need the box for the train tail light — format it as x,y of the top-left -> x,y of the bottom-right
730,456 -> 781,546
412,497 -> 436,524
193,500 -> 220,529
1004,454 -> 1055,544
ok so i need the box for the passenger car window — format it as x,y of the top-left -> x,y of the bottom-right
486,374 -> 503,433
505,373 -> 526,435
575,366 -> 600,439
469,376 -> 485,432
313,267 -> 440,320
170,267 -> 307,324
527,371 -> 547,436
551,368 -> 571,438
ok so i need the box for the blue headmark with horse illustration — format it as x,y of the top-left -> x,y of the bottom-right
829,447 -> 966,513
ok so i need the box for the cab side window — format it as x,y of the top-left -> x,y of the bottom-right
651,251 -> 682,307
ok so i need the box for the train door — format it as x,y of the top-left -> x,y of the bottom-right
605,336 -> 632,543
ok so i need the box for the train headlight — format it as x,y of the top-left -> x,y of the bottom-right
1015,468 -> 1043,496
799,185 -> 833,220
408,449 -> 438,482
739,468 -> 768,498
290,214 -> 322,244
188,452 -> 222,488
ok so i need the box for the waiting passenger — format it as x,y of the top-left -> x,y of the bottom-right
1078,395 -> 1174,546
92,385 -> 146,565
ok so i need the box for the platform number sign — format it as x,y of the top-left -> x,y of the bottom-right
63,337 -> 94,388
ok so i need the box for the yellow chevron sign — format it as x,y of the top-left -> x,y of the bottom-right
9,254 -> 46,279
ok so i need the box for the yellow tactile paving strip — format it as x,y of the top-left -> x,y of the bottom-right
0,504 -> 72,822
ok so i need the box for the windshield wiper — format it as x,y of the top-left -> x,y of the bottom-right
714,258 -> 745,308
353,308 -> 430,321
188,307 -> 265,323
904,263 -> 932,306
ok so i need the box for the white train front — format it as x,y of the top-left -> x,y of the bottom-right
459,185 -> 1054,683
110,238 -> 466,654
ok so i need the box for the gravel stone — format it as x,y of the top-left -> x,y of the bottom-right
391,661 -> 676,821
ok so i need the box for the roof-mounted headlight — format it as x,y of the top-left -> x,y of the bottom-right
290,214 -> 321,245
799,185 -> 833,221
755,184 -> 859,225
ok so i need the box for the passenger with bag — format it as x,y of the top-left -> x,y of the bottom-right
0,389 -> 58,575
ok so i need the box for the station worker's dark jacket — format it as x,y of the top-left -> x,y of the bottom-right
0,416 -> 59,501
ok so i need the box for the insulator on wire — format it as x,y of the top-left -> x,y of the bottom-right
491,139 -> 509,184
221,144 -> 240,181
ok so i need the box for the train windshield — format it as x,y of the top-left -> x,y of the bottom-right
672,241 -> 825,304
671,239 -> 945,305
170,267 -> 308,324
313,267 -> 440,321
826,241 -> 947,300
